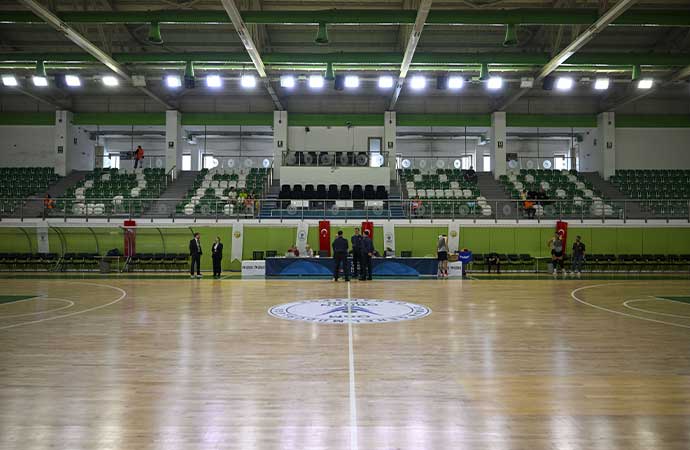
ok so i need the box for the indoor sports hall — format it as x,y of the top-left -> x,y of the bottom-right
1,1 -> 690,449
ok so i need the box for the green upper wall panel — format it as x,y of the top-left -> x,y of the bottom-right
0,112 -> 54,126
72,113 -> 166,126
506,114 -> 597,128
181,113 -> 274,126
397,114 -> 491,127
616,114 -> 690,128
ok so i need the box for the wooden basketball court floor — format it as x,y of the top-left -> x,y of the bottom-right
1,277 -> 690,450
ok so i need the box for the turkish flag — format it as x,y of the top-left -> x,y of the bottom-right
556,220 -> 568,255
319,220 -> 331,256
123,220 -> 136,256
361,221 -> 374,240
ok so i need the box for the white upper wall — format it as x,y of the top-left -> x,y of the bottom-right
615,128 -> 690,170
0,125 -> 55,167
287,126 -> 384,153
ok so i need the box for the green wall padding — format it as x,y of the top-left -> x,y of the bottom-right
395,226 -> 448,257
242,226 -> 296,260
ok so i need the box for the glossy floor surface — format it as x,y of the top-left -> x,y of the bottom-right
1,278 -> 690,450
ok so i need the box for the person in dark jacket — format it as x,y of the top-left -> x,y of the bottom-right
360,229 -> 374,281
351,227 -> 363,278
332,230 -> 350,282
211,236 -> 223,279
189,232 -> 202,278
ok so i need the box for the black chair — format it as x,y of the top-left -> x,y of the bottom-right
266,250 -> 277,258
375,186 -> 388,199
400,251 -> 412,258
364,185 -> 375,200
339,185 -> 351,199
316,184 -> 327,200
290,185 -> 303,199
304,184 -> 315,199
252,251 -> 265,260
318,250 -> 329,257
327,184 -> 339,200
352,185 -> 364,199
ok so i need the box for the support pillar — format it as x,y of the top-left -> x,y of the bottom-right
384,111 -> 397,181
490,112 -> 507,180
273,110 -> 287,180
54,110 -> 73,176
598,111 -> 616,180
165,110 -> 183,175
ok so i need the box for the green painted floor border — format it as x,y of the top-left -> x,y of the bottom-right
0,295 -> 37,304
658,296 -> 690,304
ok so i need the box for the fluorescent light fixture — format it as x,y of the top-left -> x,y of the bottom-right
2,75 -> 18,86
487,76 -> 503,90
344,75 -> 359,88
166,75 -> 181,88
378,75 -> 394,89
240,74 -> 256,88
448,76 -> 464,89
308,74 -> 324,89
280,75 -> 295,88
556,76 -> 574,91
409,75 -> 426,90
65,74 -> 81,87
594,77 -> 609,90
102,75 -> 119,87
206,74 -> 222,88
32,76 -> 48,87
637,78 -> 653,89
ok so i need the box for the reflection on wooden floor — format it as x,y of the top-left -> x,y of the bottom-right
1,279 -> 690,450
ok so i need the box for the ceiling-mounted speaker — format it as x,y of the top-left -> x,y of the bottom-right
334,74 -> 345,91
542,76 -> 555,90
436,75 -> 447,90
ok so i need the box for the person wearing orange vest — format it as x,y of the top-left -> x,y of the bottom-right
134,145 -> 144,169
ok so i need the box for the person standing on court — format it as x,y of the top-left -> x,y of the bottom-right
189,232 -> 202,279
211,236 -> 223,279
360,229 -> 374,281
134,145 -> 144,169
332,230 -> 350,282
571,235 -> 586,278
351,227 -> 363,278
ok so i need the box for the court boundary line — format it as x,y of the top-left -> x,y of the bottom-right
0,297 -> 75,319
0,282 -> 127,331
570,283 -> 690,330
346,281 -> 358,450
623,297 -> 690,319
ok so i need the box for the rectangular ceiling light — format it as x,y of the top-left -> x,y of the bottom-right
206,74 -> 222,88
308,74 -> 324,89
102,75 -> 119,87
344,75 -> 359,89
32,76 -> 48,87
487,76 -> 503,90
520,77 -> 534,88
594,78 -> 610,90
448,76 -> 464,90
556,77 -> 574,91
409,75 -> 426,90
166,75 -> 181,88
378,75 -> 394,89
637,78 -> 653,89
240,74 -> 257,88
2,75 -> 18,86
65,74 -> 81,87
280,75 -> 295,88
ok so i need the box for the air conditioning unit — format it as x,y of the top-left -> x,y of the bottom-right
132,75 -> 147,87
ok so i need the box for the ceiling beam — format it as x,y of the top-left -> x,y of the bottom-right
389,0 -> 432,110
495,0 -> 639,111
219,0 -> 283,110
2,9 -> 690,26
16,0 -> 173,110
603,65 -> 690,111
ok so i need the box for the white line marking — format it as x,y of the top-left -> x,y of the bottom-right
0,282 -> 127,331
570,283 -> 690,330
346,281 -> 358,450
0,297 -> 75,319
623,298 -> 690,319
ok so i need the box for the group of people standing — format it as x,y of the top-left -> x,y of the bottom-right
332,227 -> 374,281
189,232 -> 225,279
548,233 -> 586,278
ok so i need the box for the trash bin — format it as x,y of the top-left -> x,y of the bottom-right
99,258 -> 111,273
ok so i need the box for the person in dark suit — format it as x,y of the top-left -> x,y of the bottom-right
332,230 -> 350,282
360,229 -> 374,281
189,232 -> 202,278
351,227 -> 362,278
211,236 -> 223,279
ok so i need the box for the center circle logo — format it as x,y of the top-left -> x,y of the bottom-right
269,298 -> 431,324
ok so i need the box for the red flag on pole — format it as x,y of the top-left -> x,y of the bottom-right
556,220 -> 568,255
361,221 -> 374,240
123,219 -> 136,257
319,220 -> 331,256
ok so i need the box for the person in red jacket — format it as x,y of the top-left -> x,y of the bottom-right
134,145 -> 144,169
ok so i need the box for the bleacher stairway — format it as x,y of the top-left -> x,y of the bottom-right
147,171 -> 199,216
580,172 -> 644,219
22,170 -> 88,218
476,173 -> 511,200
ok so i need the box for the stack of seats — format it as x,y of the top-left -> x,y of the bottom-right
499,169 -> 617,217
399,168 -> 486,216
0,167 -> 60,213
610,169 -> 690,216
177,167 -> 268,216
58,168 -> 165,216
278,184 -> 388,206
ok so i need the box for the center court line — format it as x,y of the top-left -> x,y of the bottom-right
0,297 -> 75,319
346,281 -> 359,450
570,283 -> 690,330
